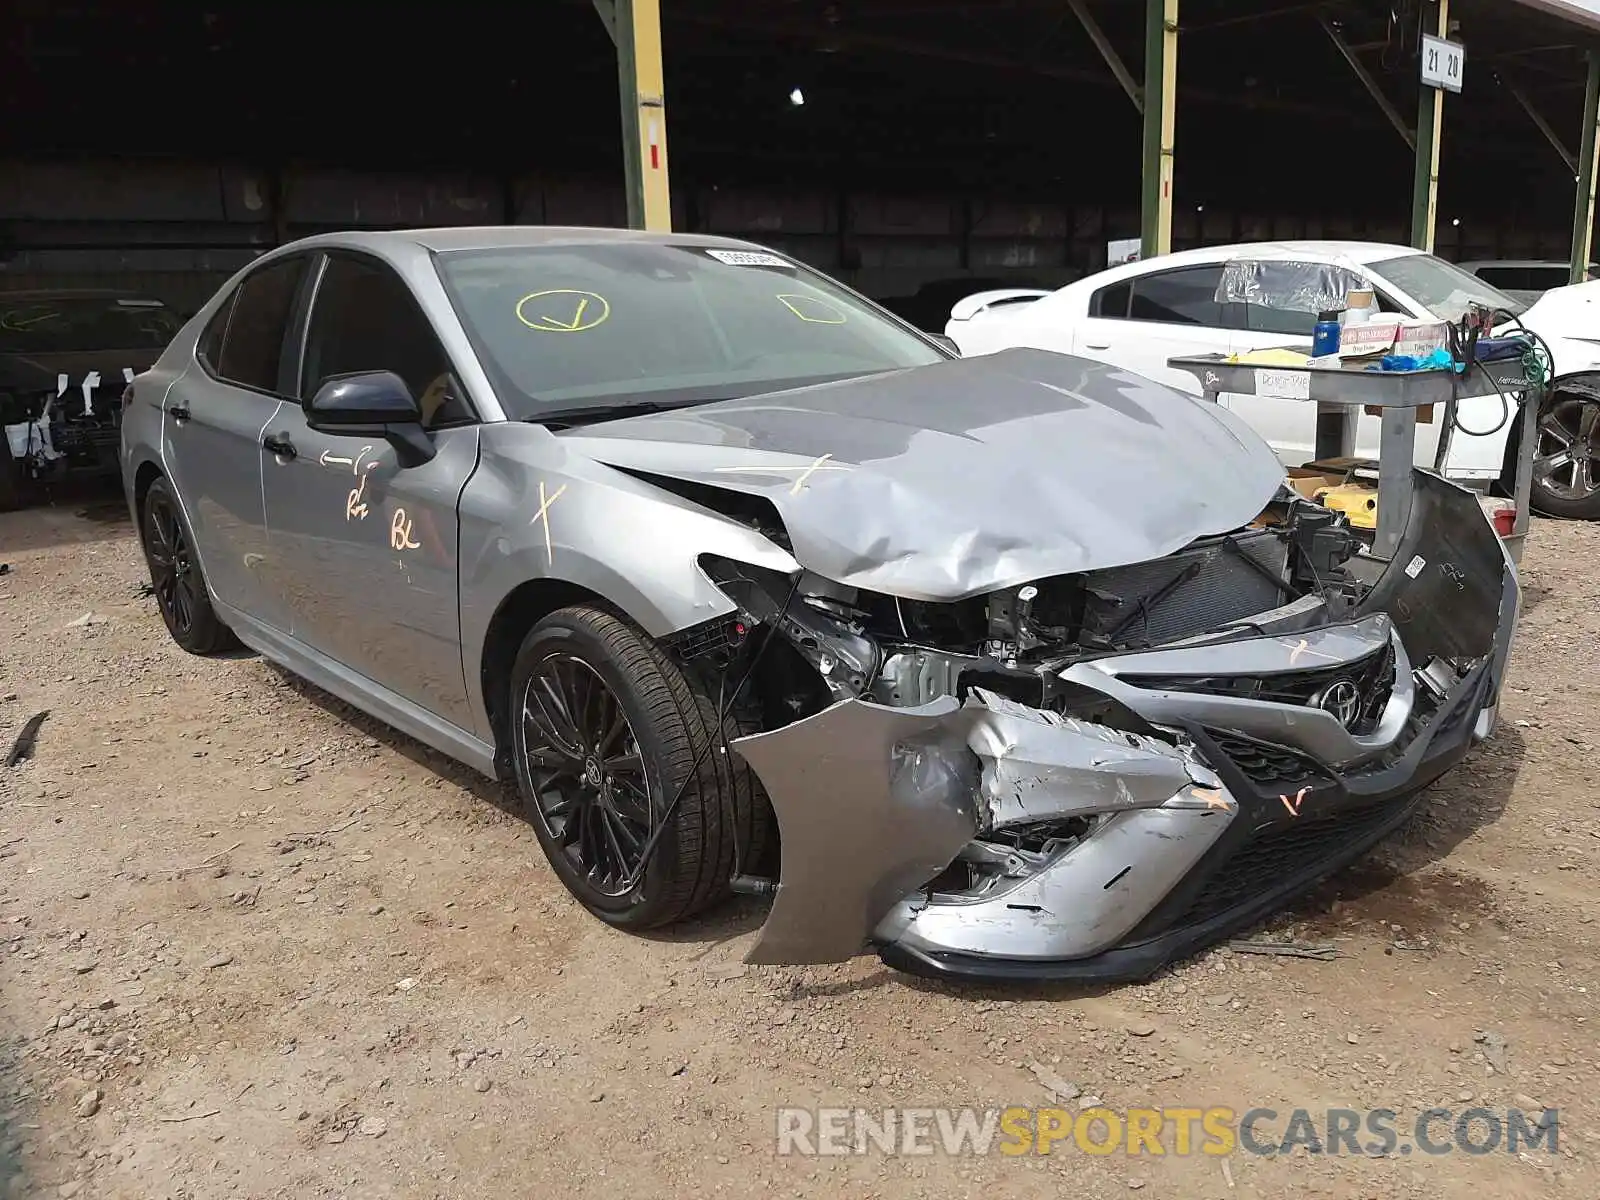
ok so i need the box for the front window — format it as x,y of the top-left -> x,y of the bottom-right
1369,253 -> 1526,322
0,295 -> 183,354
434,243 -> 945,420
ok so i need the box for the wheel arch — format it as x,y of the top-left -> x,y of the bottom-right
478,577 -> 630,769
130,459 -> 165,543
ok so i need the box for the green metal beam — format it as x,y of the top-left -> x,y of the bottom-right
1571,50 -> 1600,283
1140,0 -> 1177,258
1409,0 -> 1447,252
593,0 -> 671,230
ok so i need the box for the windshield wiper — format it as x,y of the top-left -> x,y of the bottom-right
527,400 -> 691,430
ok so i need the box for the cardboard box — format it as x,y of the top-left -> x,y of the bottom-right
1336,321 -> 1400,359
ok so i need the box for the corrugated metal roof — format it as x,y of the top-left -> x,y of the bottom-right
1511,0 -> 1600,36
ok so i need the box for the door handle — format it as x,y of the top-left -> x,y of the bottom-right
1083,343 -> 1111,351
168,405 -> 190,423
262,432 -> 297,459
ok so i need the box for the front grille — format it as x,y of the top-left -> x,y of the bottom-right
1123,639 -> 1397,736
1169,799 -> 1406,928
1207,730 -> 1335,791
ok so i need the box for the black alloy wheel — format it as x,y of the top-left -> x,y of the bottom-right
520,654 -> 654,900
508,606 -> 772,931
139,476 -> 237,654
145,490 -> 197,636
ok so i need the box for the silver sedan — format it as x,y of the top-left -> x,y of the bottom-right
121,227 -> 1519,983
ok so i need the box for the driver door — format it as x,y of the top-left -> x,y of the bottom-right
261,250 -> 480,730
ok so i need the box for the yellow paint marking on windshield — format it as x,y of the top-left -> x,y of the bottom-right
531,480 -> 568,565
775,294 -> 847,325
516,290 -> 611,333
0,308 -> 61,332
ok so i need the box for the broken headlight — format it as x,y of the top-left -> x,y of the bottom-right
699,554 -> 881,699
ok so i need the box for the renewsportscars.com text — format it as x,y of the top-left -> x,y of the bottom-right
775,1105 -> 1558,1158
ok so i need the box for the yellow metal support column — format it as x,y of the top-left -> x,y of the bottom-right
1570,51 -> 1600,283
598,0 -> 673,231
1409,0 -> 1448,253
1140,0 -> 1177,259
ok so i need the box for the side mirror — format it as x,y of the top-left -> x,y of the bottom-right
305,371 -> 435,465
307,371 -> 421,426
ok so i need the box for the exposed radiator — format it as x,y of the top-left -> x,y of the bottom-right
1082,530 -> 1290,647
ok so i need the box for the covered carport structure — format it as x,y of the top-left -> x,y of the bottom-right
8,1 -> 1600,311
595,0 -> 1600,277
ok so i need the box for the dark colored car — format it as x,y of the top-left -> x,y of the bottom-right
1,289 -> 184,509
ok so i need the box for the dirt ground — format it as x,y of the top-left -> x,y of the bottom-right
0,489 -> 1595,1200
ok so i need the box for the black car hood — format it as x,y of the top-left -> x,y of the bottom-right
559,347 -> 1287,600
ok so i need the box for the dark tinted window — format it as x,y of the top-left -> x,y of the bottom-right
215,257 -> 304,392
302,254 -> 468,427
1243,303 -> 1317,336
196,291 -> 235,372
1091,282 -> 1131,318
1473,267 -> 1530,290
1128,266 -> 1225,325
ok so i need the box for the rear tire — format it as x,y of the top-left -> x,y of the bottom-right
509,605 -> 772,930
139,476 -> 239,654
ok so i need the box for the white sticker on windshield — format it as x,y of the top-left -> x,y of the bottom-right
1405,555 -> 1426,578
705,249 -> 791,268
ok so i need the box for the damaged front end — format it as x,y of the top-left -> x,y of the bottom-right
715,470 -> 1519,983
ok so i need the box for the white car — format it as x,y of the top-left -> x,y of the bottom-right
1458,259 -> 1599,306
945,241 -> 1600,520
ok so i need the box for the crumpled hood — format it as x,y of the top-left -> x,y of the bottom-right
560,347 -> 1286,600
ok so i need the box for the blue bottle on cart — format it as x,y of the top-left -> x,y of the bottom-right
1312,310 -> 1341,357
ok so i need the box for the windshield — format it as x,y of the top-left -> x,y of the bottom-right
0,296 -> 182,354
435,243 -> 946,419
1368,253 -> 1526,322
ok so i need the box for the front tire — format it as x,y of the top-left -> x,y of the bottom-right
509,605 -> 770,930
140,476 -> 238,654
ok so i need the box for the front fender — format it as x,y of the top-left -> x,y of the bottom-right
457,422 -> 799,742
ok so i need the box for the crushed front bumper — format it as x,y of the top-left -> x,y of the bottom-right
730,471 -> 1520,984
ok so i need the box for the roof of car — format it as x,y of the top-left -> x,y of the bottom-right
1458,259 -> 1596,269
303,225 -> 774,255
1140,240 -> 1424,269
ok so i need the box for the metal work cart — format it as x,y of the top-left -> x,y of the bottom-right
1168,353 -> 1540,565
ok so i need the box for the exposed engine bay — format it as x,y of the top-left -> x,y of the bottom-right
676,471 -> 1517,980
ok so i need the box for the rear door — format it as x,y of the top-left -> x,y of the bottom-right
1071,265 -> 1243,395
261,250 -> 479,729
162,254 -> 307,632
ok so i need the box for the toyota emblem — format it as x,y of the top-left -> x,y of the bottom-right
1312,680 -> 1362,729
